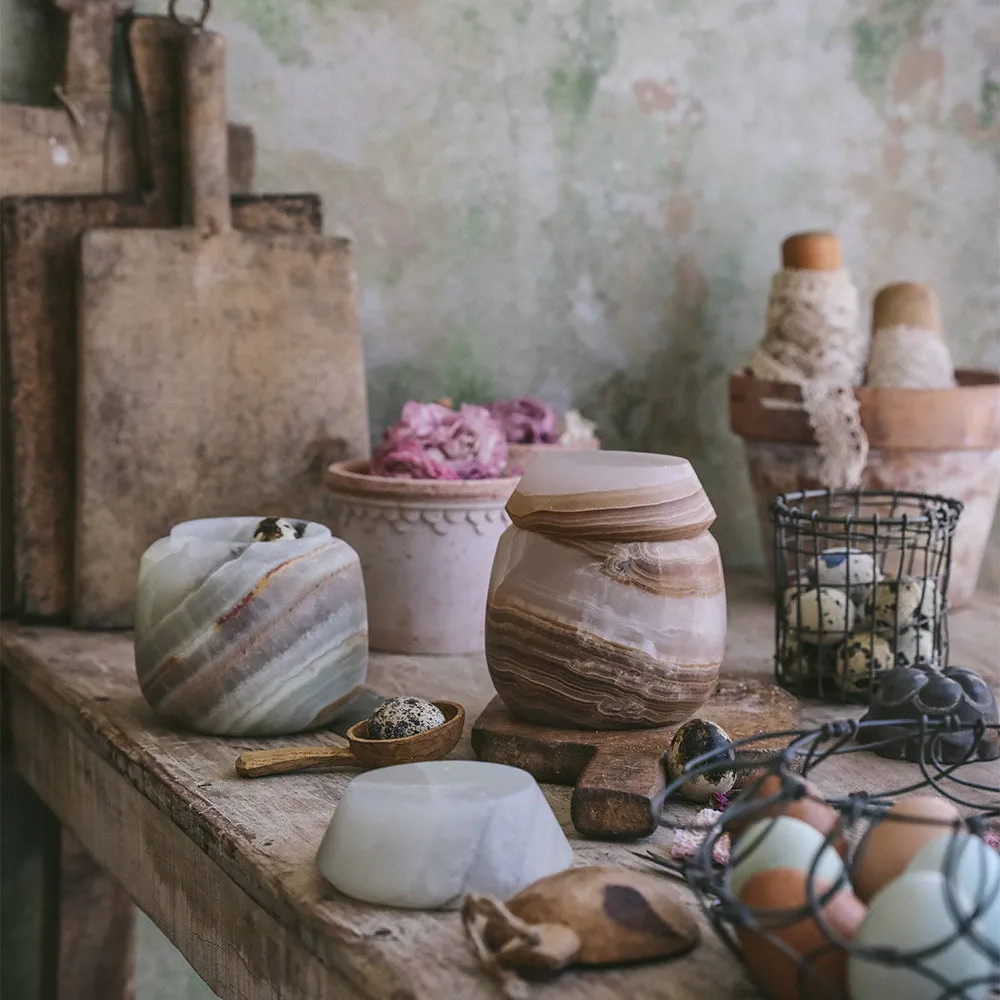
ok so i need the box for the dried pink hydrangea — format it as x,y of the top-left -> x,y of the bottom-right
488,396 -> 560,444
371,401 -> 509,480
670,808 -> 730,866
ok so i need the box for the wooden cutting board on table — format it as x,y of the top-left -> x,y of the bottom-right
1,15 -> 320,622
73,27 -> 370,629
472,677 -> 800,840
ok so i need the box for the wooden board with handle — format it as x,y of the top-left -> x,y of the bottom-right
472,677 -> 800,839
1,15 -> 321,622
73,27 -> 370,629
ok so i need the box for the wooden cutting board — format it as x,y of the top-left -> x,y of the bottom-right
472,677 -> 801,839
1,15 -> 320,621
72,27 -> 370,629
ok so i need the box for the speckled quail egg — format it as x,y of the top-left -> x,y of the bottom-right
835,635 -> 895,695
815,547 -> 882,605
666,719 -> 736,803
865,578 -> 940,631
893,626 -> 939,670
783,586 -> 855,644
252,516 -> 303,542
366,697 -> 446,740
779,633 -> 836,686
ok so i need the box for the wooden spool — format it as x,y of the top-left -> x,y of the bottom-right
781,231 -> 843,272
871,282 -> 942,333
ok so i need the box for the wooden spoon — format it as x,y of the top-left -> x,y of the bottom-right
235,701 -> 466,778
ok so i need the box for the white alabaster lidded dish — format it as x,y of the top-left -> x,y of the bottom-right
316,760 -> 573,909
134,516 -> 368,737
487,451 -> 727,730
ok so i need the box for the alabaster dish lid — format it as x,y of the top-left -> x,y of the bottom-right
505,450 -> 716,541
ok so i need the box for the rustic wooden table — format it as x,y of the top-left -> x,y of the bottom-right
2,573 -> 997,1000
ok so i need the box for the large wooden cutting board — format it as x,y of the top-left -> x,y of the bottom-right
72,28 -> 369,628
472,677 -> 800,839
1,16 -> 320,621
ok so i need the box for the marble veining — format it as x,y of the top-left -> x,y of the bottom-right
486,452 -> 727,730
134,517 -> 368,736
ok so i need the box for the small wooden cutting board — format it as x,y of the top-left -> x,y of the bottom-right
72,28 -> 369,628
472,677 -> 800,840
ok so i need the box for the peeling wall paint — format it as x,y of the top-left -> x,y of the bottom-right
2,0 -> 996,560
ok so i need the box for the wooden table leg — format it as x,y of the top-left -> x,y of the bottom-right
1,758 -> 135,1000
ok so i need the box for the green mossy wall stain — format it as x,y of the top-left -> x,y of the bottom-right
850,0 -> 932,110
225,0 -> 309,65
980,79 -> 1000,129
545,0 -> 619,146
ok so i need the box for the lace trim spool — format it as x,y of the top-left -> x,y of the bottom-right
749,264 -> 869,488
866,324 -> 957,388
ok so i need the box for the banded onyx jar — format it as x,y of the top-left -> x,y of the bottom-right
485,451 -> 727,729
134,517 -> 368,736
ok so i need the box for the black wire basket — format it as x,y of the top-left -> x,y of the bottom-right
643,717 -> 1000,1000
770,489 -> 963,704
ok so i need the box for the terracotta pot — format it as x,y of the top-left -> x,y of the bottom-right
505,438 -> 600,475
729,368 -> 1000,606
326,460 -> 521,654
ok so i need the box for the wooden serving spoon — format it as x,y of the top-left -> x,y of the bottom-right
235,701 -> 465,778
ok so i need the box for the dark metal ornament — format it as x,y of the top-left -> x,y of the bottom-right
858,663 -> 999,762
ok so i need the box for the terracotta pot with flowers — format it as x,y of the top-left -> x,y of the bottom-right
326,401 -> 520,654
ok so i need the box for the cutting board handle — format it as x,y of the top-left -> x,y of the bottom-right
182,28 -> 231,233
55,0 -> 129,111
571,748 -> 668,840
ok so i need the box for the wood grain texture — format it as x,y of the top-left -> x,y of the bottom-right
58,832 -> 135,1000
72,27 -> 368,628
472,678 -> 799,839
2,16 -> 319,622
1,573 -> 997,999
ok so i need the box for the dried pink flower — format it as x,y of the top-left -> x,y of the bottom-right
370,401 -> 509,480
488,397 -> 560,444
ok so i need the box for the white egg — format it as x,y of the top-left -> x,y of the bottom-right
893,625 -> 939,669
835,635 -> 894,695
866,578 -> 941,631
815,547 -> 882,604
783,586 -> 855,645
907,832 -> 1000,955
729,816 -> 846,898
849,870 -> 996,1000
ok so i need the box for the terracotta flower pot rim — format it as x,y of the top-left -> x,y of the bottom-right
325,459 -> 521,502
729,367 -> 1000,451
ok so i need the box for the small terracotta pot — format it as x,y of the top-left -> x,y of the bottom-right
326,460 -> 521,654
729,368 -> 1000,606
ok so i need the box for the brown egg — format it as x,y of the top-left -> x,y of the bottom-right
737,867 -> 866,1000
851,795 -> 960,902
725,774 -> 847,856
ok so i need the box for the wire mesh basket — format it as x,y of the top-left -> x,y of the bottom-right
770,489 -> 963,704
643,717 -> 1000,1000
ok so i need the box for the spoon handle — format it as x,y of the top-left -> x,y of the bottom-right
235,745 -> 357,777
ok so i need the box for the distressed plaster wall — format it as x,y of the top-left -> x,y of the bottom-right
4,0 -> 999,565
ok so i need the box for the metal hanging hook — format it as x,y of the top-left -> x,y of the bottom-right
168,0 -> 211,28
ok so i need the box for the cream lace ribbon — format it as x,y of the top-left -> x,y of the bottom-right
866,324 -> 957,389
749,268 -> 869,488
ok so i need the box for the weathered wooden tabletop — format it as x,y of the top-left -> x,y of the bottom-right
2,572 -> 997,1000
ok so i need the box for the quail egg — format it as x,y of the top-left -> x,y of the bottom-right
835,635 -> 895,695
252,516 -> 303,542
865,578 -> 940,631
366,696 -> 446,740
666,719 -> 736,803
893,626 -> 939,670
779,634 -> 836,686
783,586 -> 855,644
815,547 -> 882,605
